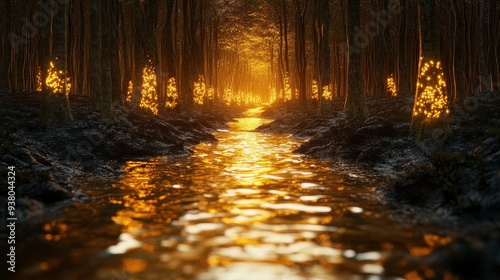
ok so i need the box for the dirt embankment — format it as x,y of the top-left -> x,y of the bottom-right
258,94 -> 500,218
0,92 -> 236,220
257,94 -> 500,278
259,94 -> 500,173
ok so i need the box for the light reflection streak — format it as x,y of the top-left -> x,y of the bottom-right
100,106 -> 448,279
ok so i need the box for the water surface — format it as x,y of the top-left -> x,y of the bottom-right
17,107 -> 450,280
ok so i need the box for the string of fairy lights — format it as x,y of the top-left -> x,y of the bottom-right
414,58 -> 449,119
311,80 -> 333,102
43,60 -> 72,95
387,74 -> 397,97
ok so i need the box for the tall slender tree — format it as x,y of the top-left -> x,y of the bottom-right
0,1 -> 10,92
100,0 -> 114,123
411,0 -> 451,133
89,0 -> 102,111
293,0 -> 308,109
344,0 -> 369,119
41,0 -> 73,128
452,0 -> 466,103
314,0 -> 331,114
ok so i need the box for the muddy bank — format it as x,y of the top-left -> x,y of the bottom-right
260,94 -> 500,215
259,94 -> 500,174
258,98 -> 418,170
258,94 -> 500,278
0,92 -> 236,220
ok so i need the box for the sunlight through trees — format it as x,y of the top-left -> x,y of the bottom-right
0,0 -> 498,125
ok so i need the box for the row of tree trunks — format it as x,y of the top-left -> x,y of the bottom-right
2,0 -> 499,128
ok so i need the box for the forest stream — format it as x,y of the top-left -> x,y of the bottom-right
15,107 -> 451,280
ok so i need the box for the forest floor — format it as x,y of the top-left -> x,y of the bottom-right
0,92 -> 239,221
258,93 -> 500,278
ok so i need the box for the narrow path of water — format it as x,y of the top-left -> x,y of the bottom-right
17,107 -> 449,280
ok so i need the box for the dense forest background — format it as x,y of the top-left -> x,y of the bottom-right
0,0 -> 499,127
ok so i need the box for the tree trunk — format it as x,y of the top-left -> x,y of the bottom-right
293,0 -> 308,109
478,0 -> 489,92
453,0 -> 466,103
344,0 -> 369,119
132,0 -> 145,108
90,0 -> 102,111
100,0 -> 114,124
315,0 -> 331,115
398,0 -> 411,97
70,0 -> 83,95
0,1 -> 10,92
411,0 -> 450,133
282,0 -> 290,76
181,0 -> 196,109
41,0 -> 73,128
109,0 -> 123,106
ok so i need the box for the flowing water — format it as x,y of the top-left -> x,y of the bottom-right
16,107 -> 450,280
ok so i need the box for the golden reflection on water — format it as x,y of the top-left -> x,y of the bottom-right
98,107 -> 448,279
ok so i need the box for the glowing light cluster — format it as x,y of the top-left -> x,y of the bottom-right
194,75 -> 207,105
284,74 -> 292,102
36,67 -> 43,92
139,63 -> 158,115
46,61 -> 71,95
166,77 -> 178,109
223,88 -> 233,105
414,59 -> 449,119
322,84 -> 333,101
126,80 -> 133,102
387,74 -> 397,97
312,80 -> 333,101
312,80 -> 319,100
193,75 -> 214,106
268,87 -> 277,104
223,89 -> 249,106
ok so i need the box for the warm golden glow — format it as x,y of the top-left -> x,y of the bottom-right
126,80 -> 133,102
387,74 -> 397,97
414,59 -> 449,119
322,84 -> 333,101
423,234 -> 452,248
36,67 -> 43,92
122,258 -> 147,273
46,60 -> 71,95
126,63 -> 160,115
43,221 -> 68,241
99,106 -> 442,278
268,87 -> 277,104
284,74 -> 292,102
139,62 -> 159,115
222,88 -> 254,106
312,80 -> 319,100
110,161 -> 162,233
312,80 -> 333,102
193,75 -> 215,106
194,75 -> 207,105
166,77 -> 178,109
409,234 -> 453,257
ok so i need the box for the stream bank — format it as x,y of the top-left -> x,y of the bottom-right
0,92 -> 238,220
257,93 -> 500,278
